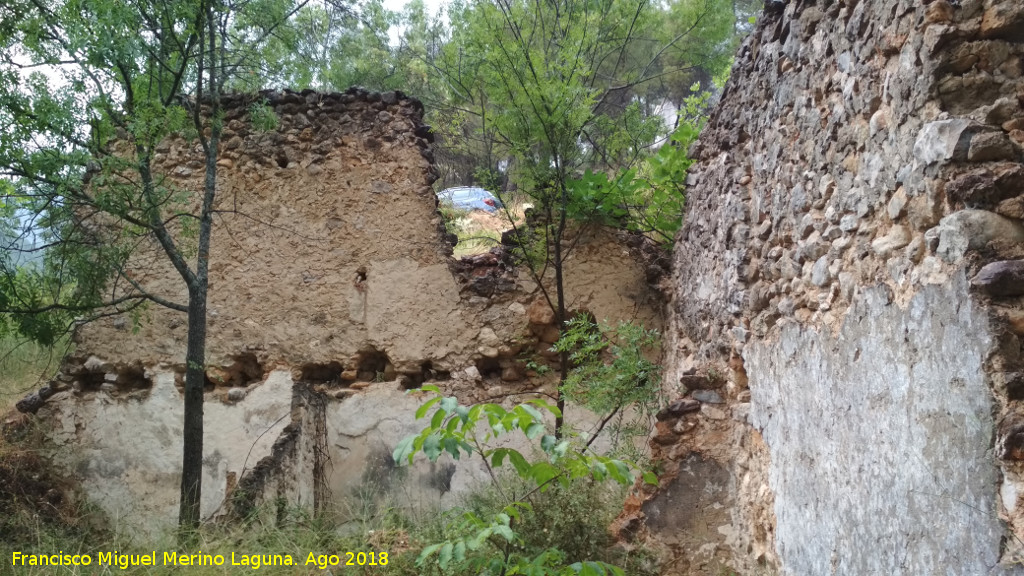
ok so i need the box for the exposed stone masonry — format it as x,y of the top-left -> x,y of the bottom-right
629,0 -> 1024,574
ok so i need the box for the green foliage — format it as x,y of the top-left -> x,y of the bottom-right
525,359 -> 551,376
555,318 -> 661,413
394,386 -> 647,575
553,317 -> 663,460
459,477 -> 638,569
437,198 -> 505,257
0,335 -> 66,407
562,85 -> 709,246
248,100 -> 280,132
438,199 -> 469,236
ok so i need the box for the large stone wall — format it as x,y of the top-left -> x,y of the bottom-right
643,0 -> 1024,574
26,88 -> 665,538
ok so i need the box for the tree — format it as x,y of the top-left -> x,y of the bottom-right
0,0 -> 306,537
423,0 -> 734,435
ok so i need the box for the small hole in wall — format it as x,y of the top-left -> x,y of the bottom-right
422,361 -> 451,381
401,361 -> 452,388
1006,374 -> 1024,401
355,347 -> 391,381
275,152 -> 288,168
76,363 -> 152,391
300,361 -> 344,384
204,353 -> 266,388
79,371 -> 105,390
234,353 -> 265,384
115,365 -> 152,389
475,357 -> 502,379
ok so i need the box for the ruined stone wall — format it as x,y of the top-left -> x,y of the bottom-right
29,88 -> 665,538
645,0 -> 1024,574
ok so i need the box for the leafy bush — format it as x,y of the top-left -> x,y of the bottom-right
554,317 -> 663,461
394,386 -> 656,575
565,85 -> 711,247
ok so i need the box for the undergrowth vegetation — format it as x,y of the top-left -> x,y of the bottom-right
439,198 -> 515,258
0,398 -> 657,575
0,335 -> 66,409
0,463 -> 654,575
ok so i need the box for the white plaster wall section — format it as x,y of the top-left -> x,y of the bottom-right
748,274 -> 1010,575
324,384 -> 428,508
43,370 -> 293,539
325,385 -> 528,512
202,370 -> 294,517
322,384 -> 620,514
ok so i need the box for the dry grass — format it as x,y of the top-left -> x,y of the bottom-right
0,336 -> 67,411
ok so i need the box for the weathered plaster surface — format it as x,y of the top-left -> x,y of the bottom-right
749,276 -> 1003,575
42,371 -> 292,538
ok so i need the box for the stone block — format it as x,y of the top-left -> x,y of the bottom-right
526,299 -> 555,325
934,209 -> 1024,262
981,1 -> 1024,39
971,260 -> 1024,296
871,225 -> 912,256
692,389 -> 724,404
913,119 -> 972,165
968,132 -> 1018,162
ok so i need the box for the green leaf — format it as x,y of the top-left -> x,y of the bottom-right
423,433 -> 442,461
443,437 -> 462,459
453,540 -> 466,563
507,449 -> 531,476
519,403 -> 544,422
419,384 -> 441,394
493,523 -> 514,542
438,542 -> 453,569
491,448 -> 509,468
415,396 -> 442,420
470,527 -> 492,549
606,460 -> 632,485
416,543 -> 443,566
642,471 -> 659,486
446,414 -> 461,433
430,407 -> 446,430
529,461 -> 559,485
553,440 -> 570,459
393,435 -> 416,464
541,434 -> 557,453
527,398 -> 560,418
525,422 -> 545,439
440,396 -> 458,414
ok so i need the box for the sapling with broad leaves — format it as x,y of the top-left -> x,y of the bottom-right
394,385 -> 657,576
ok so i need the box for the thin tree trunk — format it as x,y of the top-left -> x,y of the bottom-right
554,181 -> 569,438
178,285 -> 207,538
178,0 -> 221,539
